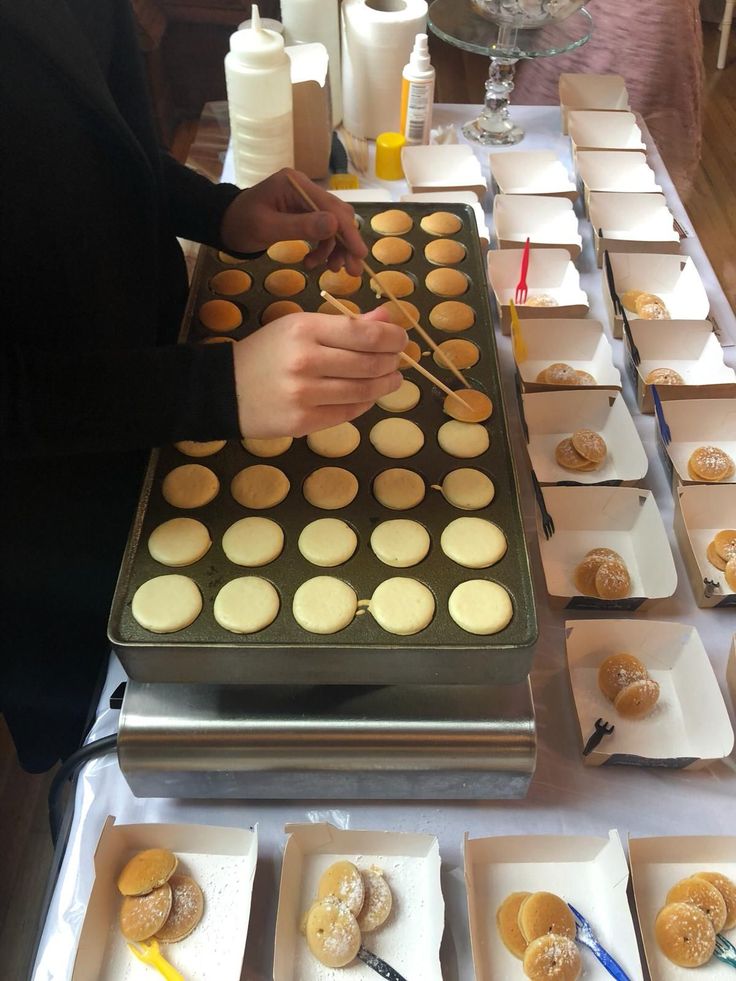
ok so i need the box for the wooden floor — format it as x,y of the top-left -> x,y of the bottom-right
2,21 -> 734,981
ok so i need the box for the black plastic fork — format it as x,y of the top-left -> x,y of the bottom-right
531,471 -> 555,539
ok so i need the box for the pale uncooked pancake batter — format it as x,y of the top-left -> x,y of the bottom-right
369,577 -> 435,635
376,379 -> 421,413
443,389 -> 493,423
448,579 -> 513,634
303,467 -> 359,509
241,436 -> 293,457
369,418 -> 424,459
222,517 -> 284,566
230,465 -> 290,509
162,464 -> 219,509
292,576 -> 358,633
213,577 -> 279,633
440,517 -> 507,568
370,520 -> 430,568
372,469 -> 425,510
438,469 -> 495,509
148,518 -> 212,567
131,575 -> 202,633
437,421 -> 490,459
174,439 -> 226,458
298,518 -> 358,566
307,422 -> 361,458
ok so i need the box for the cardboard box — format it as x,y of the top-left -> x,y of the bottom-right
568,110 -> 646,157
512,318 -> 621,393
493,193 -> 582,258
400,190 -> 489,245
464,829 -> 643,981
576,150 -> 661,215
657,396 -> 736,488
588,191 -> 680,266
565,619 -> 734,766
489,149 -> 577,199
559,73 -> 630,133
630,836 -> 736,980
400,144 -> 487,200
487,247 -> 589,334
521,389 -> 647,486
674,484 -> 736,608
536,486 -> 678,610
72,817 -> 258,981
624,320 -> 736,413
330,188 -> 392,203
273,822 -> 444,980
601,252 -> 710,339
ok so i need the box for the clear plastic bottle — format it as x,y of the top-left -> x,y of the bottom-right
400,33 -> 435,146
225,5 -> 294,188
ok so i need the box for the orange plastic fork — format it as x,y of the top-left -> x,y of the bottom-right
514,236 -> 531,305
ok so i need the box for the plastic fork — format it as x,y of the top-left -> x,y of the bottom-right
509,298 -> 528,363
582,718 -> 615,756
358,945 -> 408,980
531,471 -> 555,540
567,904 -> 632,980
715,932 -> 736,968
651,385 -> 672,444
514,236 -> 531,304
127,939 -> 184,981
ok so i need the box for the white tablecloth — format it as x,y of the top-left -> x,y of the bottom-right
32,106 -> 736,981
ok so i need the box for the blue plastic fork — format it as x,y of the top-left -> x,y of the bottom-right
715,932 -> 736,969
568,903 -> 632,981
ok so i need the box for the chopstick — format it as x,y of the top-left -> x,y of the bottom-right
285,172 -> 470,388
320,290 -> 472,410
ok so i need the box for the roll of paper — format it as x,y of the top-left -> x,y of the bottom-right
341,0 -> 428,140
281,0 -> 342,126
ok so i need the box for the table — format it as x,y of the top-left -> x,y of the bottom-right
32,105 -> 736,981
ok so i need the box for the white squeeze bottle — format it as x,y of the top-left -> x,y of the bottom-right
225,5 -> 294,188
400,33 -> 435,146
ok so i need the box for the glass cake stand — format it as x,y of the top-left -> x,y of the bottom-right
429,0 -> 593,145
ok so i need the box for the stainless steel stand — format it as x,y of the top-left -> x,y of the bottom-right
118,680 -> 536,800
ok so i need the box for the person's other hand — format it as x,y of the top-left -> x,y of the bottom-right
220,168 -> 367,275
231,307 -> 406,437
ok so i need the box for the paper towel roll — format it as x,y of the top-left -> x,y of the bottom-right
341,0 -> 428,140
281,0 -> 342,126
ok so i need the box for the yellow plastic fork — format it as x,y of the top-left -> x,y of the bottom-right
509,298 -> 528,364
127,938 -> 184,980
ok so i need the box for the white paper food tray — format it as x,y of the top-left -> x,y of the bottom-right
657,397 -> 736,488
630,836 -> 736,980
536,486 -> 677,610
576,150 -> 661,214
559,73 -> 630,132
72,816 -> 258,981
401,144 -> 487,199
493,194 -> 582,258
464,829 -> 643,980
521,389 -> 647,486
568,110 -> 646,156
513,318 -> 621,393
273,822 -> 444,980
674,484 -> 736,608
588,191 -> 680,265
728,634 -> 736,711
329,188 -> 392,203
565,619 -> 734,766
489,149 -> 577,199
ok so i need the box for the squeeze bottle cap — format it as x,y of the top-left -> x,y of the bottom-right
375,132 -> 405,181
408,33 -> 431,74
230,4 -> 286,64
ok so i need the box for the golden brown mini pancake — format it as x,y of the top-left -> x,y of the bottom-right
118,849 -> 178,896
319,267 -> 362,297
155,874 -> 205,943
420,211 -> 463,236
369,270 -> 415,299
433,338 -> 479,370
264,268 -> 306,297
655,902 -> 715,968
373,300 -> 420,329
318,299 -> 361,316
597,653 -> 648,702
429,301 -> 475,332
688,445 -> 735,482
372,236 -> 413,265
401,338 -> 422,365
425,268 -> 469,298
425,239 -> 466,265
267,239 -> 310,263
614,678 -> 660,719
571,429 -> 607,464
443,389 -> 493,423
260,300 -> 303,324
714,529 -> 736,562
371,208 -> 413,235
645,367 -> 683,386
120,884 -> 173,942
209,269 -> 252,296
199,299 -> 243,332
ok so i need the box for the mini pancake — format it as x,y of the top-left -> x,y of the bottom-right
595,558 -> 631,599
714,529 -> 736,561
209,269 -> 252,296
372,468 -> 425,510
357,869 -> 393,933
425,239 -> 466,265
242,435 -> 294,457
317,860 -> 365,916
433,339 -> 479,370
437,420 -> 489,458
118,848 -> 178,896
571,429 -> 607,463
318,299 -> 361,316
264,268 -> 306,297
635,291 -> 669,319
573,547 -> 625,596
155,874 -> 205,944
655,902 -> 715,968
306,897 -> 361,968
307,422 -> 361,458
496,891 -> 531,959
597,653 -> 648,702
370,208 -> 413,235
319,267 -> 362,297
120,884 -> 173,943
373,300 -> 420,329
537,362 -> 579,385
666,877 -> 728,933
303,467 -> 359,509
621,289 -> 644,312
148,518 -> 212,567
260,300 -> 303,324
369,577 -> 435,635
441,517 -> 507,568
522,934 -> 581,981
298,518 -> 358,566
420,211 -> 463,236
230,465 -> 290,508
645,367 -> 684,385
693,872 -> 736,930
425,268 -> 469,298
523,293 -> 558,308
372,236 -> 413,265
518,892 -> 576,943
438,468 -> 495,509
707,540 -> 727,571
377,378 -> 421,412
370,519 -> 430,567
688,445 -> 735,482
267,239 -> 310,263
293,576 -> 357,633
554,438 -> 591,471
214,577 -> 280,633
448,579 -> 513,634
370,418 -> 425,458
174,439 -> 226,458
429,301 -> 475,332
614,678 -> 660,719
162,464 -> 219,509
199,299 -> 242,332
222,516 -> 284,566
369,270 -> 415,299
443,389 -> 493,423
401,338 -> 422,365
131,576 -> 202,633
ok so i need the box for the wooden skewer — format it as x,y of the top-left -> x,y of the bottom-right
320,290 -> 472,410
284,171 -> 470,387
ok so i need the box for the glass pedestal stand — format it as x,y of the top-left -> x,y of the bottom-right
429,0 -> 593,145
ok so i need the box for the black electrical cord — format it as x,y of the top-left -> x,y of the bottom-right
48,734 -> 119,845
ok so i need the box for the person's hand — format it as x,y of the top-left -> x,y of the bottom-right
220,168 -> 368,275
231,307 -> 406,437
